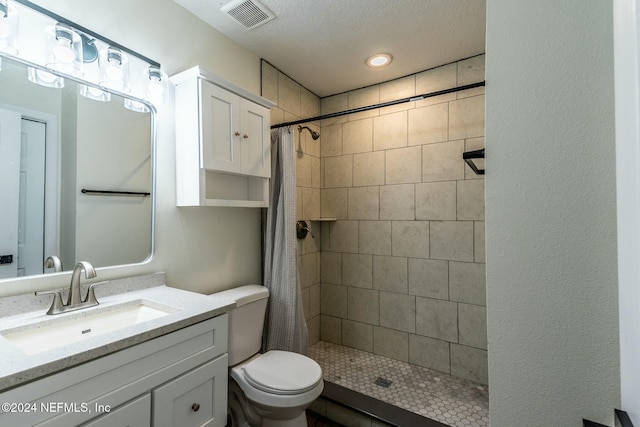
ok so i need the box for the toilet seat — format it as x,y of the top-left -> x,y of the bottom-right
243,350 -> 322,395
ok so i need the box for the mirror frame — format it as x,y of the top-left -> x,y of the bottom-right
0,51 -> 157,284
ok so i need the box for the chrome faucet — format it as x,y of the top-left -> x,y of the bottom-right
68,261 -> 97,306
44,255 -> 63,272
36,261 -> 103,315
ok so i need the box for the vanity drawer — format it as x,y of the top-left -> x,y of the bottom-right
80,394 -> 151,427
153,354 -> 228,427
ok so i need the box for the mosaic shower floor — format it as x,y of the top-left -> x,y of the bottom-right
309,341 -> 490,427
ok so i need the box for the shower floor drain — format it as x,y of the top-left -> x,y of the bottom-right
375,377 -> 393,388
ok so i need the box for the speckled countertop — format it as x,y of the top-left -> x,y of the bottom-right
0,273 -> 234,391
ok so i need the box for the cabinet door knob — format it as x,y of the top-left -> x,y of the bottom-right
243,134 -> 249,139
191,403 -> 200,412
235,131 -> 240,136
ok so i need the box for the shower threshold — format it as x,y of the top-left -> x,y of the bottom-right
309,341 -> 489,427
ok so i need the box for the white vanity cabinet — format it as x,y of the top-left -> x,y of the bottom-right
172,66 -> 275,208
0,315 -> 229,427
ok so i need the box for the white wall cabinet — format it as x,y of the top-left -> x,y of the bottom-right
0,315 -> 229,427
172,66 -> 275,207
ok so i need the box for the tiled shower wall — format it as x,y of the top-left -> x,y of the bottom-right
262,55 -> 486,384
261,61 -> 323,345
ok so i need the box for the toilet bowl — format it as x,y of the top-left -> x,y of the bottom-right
212,285 -> 323,427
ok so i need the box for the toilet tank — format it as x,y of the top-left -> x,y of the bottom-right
212,284 -> 269,366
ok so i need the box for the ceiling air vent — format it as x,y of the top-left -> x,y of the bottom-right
221,0 -> 276,30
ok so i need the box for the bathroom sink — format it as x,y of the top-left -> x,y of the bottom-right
0,300 -> 177,355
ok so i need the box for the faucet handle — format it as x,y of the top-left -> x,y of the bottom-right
35,289 -> 65,315
84,281 -> 108,305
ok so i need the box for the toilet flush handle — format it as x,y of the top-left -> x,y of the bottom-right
191,403 -> 200,412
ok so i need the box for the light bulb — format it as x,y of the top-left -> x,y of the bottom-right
105,59 -> 123,82
53,38 -> 74,63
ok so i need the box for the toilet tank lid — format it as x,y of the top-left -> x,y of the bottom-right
212,284 -> 269,307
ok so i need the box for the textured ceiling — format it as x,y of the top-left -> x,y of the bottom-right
174,0 -> 486,97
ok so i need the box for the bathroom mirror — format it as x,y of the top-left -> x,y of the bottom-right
0,54 -> 155,280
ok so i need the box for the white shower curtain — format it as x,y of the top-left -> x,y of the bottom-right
263,127 -> 308,354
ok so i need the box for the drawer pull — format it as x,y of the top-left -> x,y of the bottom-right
235,131 -> 240,136
243,134 -> 249,139
191,403 -> 200,412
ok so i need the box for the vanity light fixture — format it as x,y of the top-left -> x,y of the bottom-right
0,0 -> 19,54
366,53 -> 392,68
45,24 -> 82,76
145,66 -> 163,105
99,46 -> 129,92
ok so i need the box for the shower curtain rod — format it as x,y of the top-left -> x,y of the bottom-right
270,81 -> 485,129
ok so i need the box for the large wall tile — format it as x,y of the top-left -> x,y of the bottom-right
380,184 -> 415,220
408,258 -> 449,300
408,103 -> 449,145
380,76 -> 416,102
343,253 -> 373,288
457,55 -> 485,86
374,326 -> 409,362
348,287 -> 380,325
416,181 -> 456,220
359,221 -> 392,255
415,63 -> 457,106
373,255 -> 407,293
320,315 -> 342,344
321,188 -> 348,219
373,111 -> 408,150
409,334 -> 451,374
321,252 -> 342,284
321,283 -> 347,318
321,123 -> 343,157
450,344 -> 488,385
380,184 -> 416,220
301,86 -> 320,119
348,186 -> 380,220
458,303 -> 487,350
343,119 -> 373,154
354,151 -> 385,186
474,221 -> 486,263
379,292 -> 415,333
300,252 -> 317,289
321,93 -> 347,115
422,140 -> 465,182
302,187 -> 321,220
308,315 -> 320,345
416,297 -> 458,342
391,221 -> 430,258
430,221 -> 474,262
449,95 -> 485,140
322,220 -> 359,253
386,146 -> 422,184
310,283 -> 320,317
342,320 -> 374,352
277,72 -> 301,116
449,261 -> 486,306
296,152 -> 312,187
261,61 -> 278,102
457,179 -> 485,220
324,155 -> 353,188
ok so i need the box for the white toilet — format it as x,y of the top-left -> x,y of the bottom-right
213,285 -> 323,427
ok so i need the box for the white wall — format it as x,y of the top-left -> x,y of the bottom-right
613,0 -> 640,423
486,1 -> 620,425
0,0 -> 265,296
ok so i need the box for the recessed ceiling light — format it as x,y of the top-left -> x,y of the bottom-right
366,53 -> 392,68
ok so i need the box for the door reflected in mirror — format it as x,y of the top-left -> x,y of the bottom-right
0,55 -> 154,280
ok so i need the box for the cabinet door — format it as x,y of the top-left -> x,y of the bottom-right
80,394 -> 151,427
200,81 -> 240,173
153,355 -> 228,427
240,98 -> 270,178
